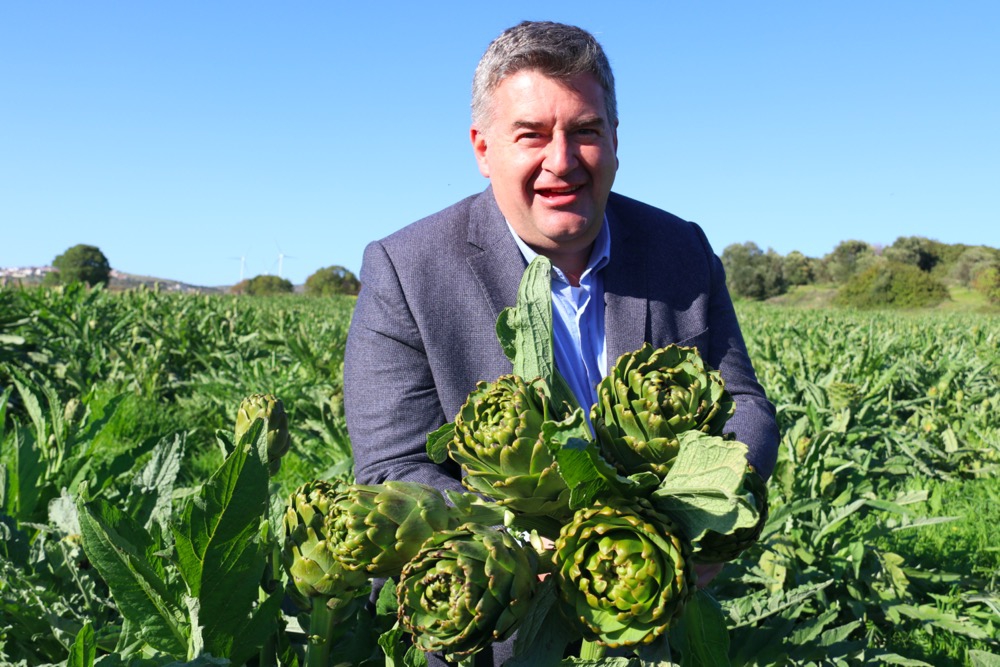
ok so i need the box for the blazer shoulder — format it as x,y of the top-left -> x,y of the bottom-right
607,192 -> 715,256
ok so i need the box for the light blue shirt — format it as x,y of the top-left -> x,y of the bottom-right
505,219 -> 611,415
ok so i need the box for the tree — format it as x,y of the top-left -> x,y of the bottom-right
824,240 -> 874,284
950,246 -> 1000,286
781,251 -> 814,286
236,274 -> 294,296
721,242 -> 787,300
305,265 -> 360,296
50,244 -> 111,287
883,236 -> 941,272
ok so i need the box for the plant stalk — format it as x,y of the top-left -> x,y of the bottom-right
580,639 -> 606,660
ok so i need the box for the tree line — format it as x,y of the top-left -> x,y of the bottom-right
33,244 -> 361,297
721,237 -> 1000,307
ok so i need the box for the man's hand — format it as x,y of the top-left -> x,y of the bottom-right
694,562 -> 723,589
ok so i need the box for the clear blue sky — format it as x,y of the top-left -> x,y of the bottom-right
3,2 -> 998,287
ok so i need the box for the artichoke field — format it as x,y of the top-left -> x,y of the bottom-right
2,273 -> 996,666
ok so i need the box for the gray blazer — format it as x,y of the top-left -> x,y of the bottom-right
344,187 -> 779,491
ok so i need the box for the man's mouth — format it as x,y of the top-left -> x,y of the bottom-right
536,185 -> 583,198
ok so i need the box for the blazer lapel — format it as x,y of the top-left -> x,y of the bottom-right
465,188 -> 527,320
603,200 -> 649,370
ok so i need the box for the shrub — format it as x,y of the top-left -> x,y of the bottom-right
305,265 -> 360,296
835,260 -> 950,309
234,274 -> 294,296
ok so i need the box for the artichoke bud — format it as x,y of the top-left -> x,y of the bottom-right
553,500 -> 695,648
235,393 -> 291,473
331,481 -> 454,579
397,524 -> 539,659
63,397 -> 85,424
447,375 -> 573,520
592,344 -> 734,479
695,467 -> 769,563
281,480 -> 369,604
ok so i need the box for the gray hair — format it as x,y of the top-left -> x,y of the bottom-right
471,21 -> 617,129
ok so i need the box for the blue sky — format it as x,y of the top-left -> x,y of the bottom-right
2,2 -> 997,287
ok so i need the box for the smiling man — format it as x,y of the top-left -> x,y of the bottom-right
344,21 -> 779,667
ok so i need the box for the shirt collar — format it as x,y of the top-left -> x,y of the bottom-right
504,215 -> 611,285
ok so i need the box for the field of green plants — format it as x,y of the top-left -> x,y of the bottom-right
1,284 -> 997,666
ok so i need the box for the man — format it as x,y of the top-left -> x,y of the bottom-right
344,20 -> 779,665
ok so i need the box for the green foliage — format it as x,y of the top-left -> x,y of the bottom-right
884,236 -> 943,273
824,239 -> 875,284
51,244 -> 111,287
305,265 -> 360,296
2,281 -> 998,665
972,265 -> 1000,304
835,260 -> 950,308
721,242 -> 787,300
236,274 -> 294,296
950,246 -> 1000,286
780,250 -> 814,286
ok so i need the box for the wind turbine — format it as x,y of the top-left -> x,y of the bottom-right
229,254 -> 247,282
275,246 -> 295,279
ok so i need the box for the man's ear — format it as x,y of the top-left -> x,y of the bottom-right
470,127 -> 490,178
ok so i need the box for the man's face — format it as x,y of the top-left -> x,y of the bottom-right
471,70 -> 618,262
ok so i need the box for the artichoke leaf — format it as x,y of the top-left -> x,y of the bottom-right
426,422 -> 455,463
669,590 -> 731,667
651,432 -> 759,541
553,429 -> 659,510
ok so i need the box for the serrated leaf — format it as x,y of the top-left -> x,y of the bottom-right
127,434 -> 185,531
77,497 -> 188,655
172,420 -> 270,659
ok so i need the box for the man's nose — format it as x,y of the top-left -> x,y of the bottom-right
542,133 -> 578,175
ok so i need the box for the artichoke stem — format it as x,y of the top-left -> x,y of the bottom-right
580,640 -> 606,660
306,597 -> 339,667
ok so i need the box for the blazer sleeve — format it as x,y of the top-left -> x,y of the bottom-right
343,240 -> 467,494
694,224 -> 780,480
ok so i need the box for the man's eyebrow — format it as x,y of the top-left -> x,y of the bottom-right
510,116 -> 607,131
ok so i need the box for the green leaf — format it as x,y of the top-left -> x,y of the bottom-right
651,432 -> 754,540
968,650 -> 1000,667
127,434 -> 185,531
172,420 -> 271,660
426,422 -> 455,464
77,496 -> 188,655
552,425 -> 657,509
509,256 -> 555,385
67,622 -> 97,667
670,590 -> 731,667
508,581 -> 578,666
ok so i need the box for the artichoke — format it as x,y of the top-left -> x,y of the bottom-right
591,344 -> 734,478
448,375 -> 573,520
330,481 -> 454,579
235,393 -> 291,475
397,524 -> 538,659
695,467 -> 769,563
553,501 -> 695,648
281,480 -> 369,604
